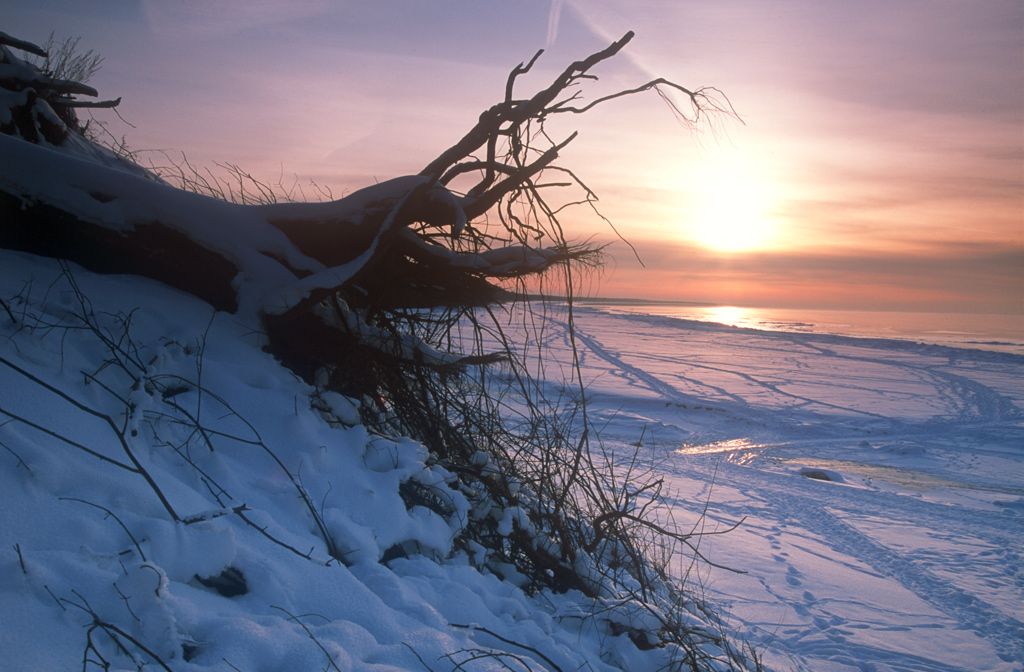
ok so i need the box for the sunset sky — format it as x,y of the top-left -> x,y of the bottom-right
6,1 -> 1023,313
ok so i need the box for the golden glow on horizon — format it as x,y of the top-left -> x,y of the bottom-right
684,152 -> 779,253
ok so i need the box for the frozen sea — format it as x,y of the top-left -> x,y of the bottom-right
576,300 -> 1024,356
536,302 -> 1024,671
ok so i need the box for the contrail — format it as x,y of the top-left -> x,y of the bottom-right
546,0 -> 564,47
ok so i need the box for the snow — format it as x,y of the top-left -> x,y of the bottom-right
0,133 -> 326,316
1,249 -> 1022,671
547,307 -> 1024,672
0,250 -> 676,672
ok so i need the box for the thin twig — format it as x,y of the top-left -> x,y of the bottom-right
59,498 -> 147,561
14,543 -> 27,574
451,623 -> 564,672
271,606 -> 342,672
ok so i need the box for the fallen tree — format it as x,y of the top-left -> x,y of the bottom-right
1,30 -> 733,376
1,29 -> 759,669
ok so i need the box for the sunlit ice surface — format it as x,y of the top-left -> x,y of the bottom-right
592,303 -> 1024,355
475,302 -> 1024,482
543,306 -> 1024,670
676,437 -> 764,455
462,300 -> 1024,670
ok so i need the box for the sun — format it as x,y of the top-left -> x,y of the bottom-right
684,153 -> 778,253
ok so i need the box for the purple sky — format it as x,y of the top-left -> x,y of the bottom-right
6,1 -> 1022,312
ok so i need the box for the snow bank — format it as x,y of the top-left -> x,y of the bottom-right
0,250 -> 715,671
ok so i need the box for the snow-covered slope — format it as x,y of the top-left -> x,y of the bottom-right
0,251 -> 722,672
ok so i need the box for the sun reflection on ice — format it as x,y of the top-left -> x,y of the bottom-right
705,305 -> 748,328
676,438 -> 764,456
